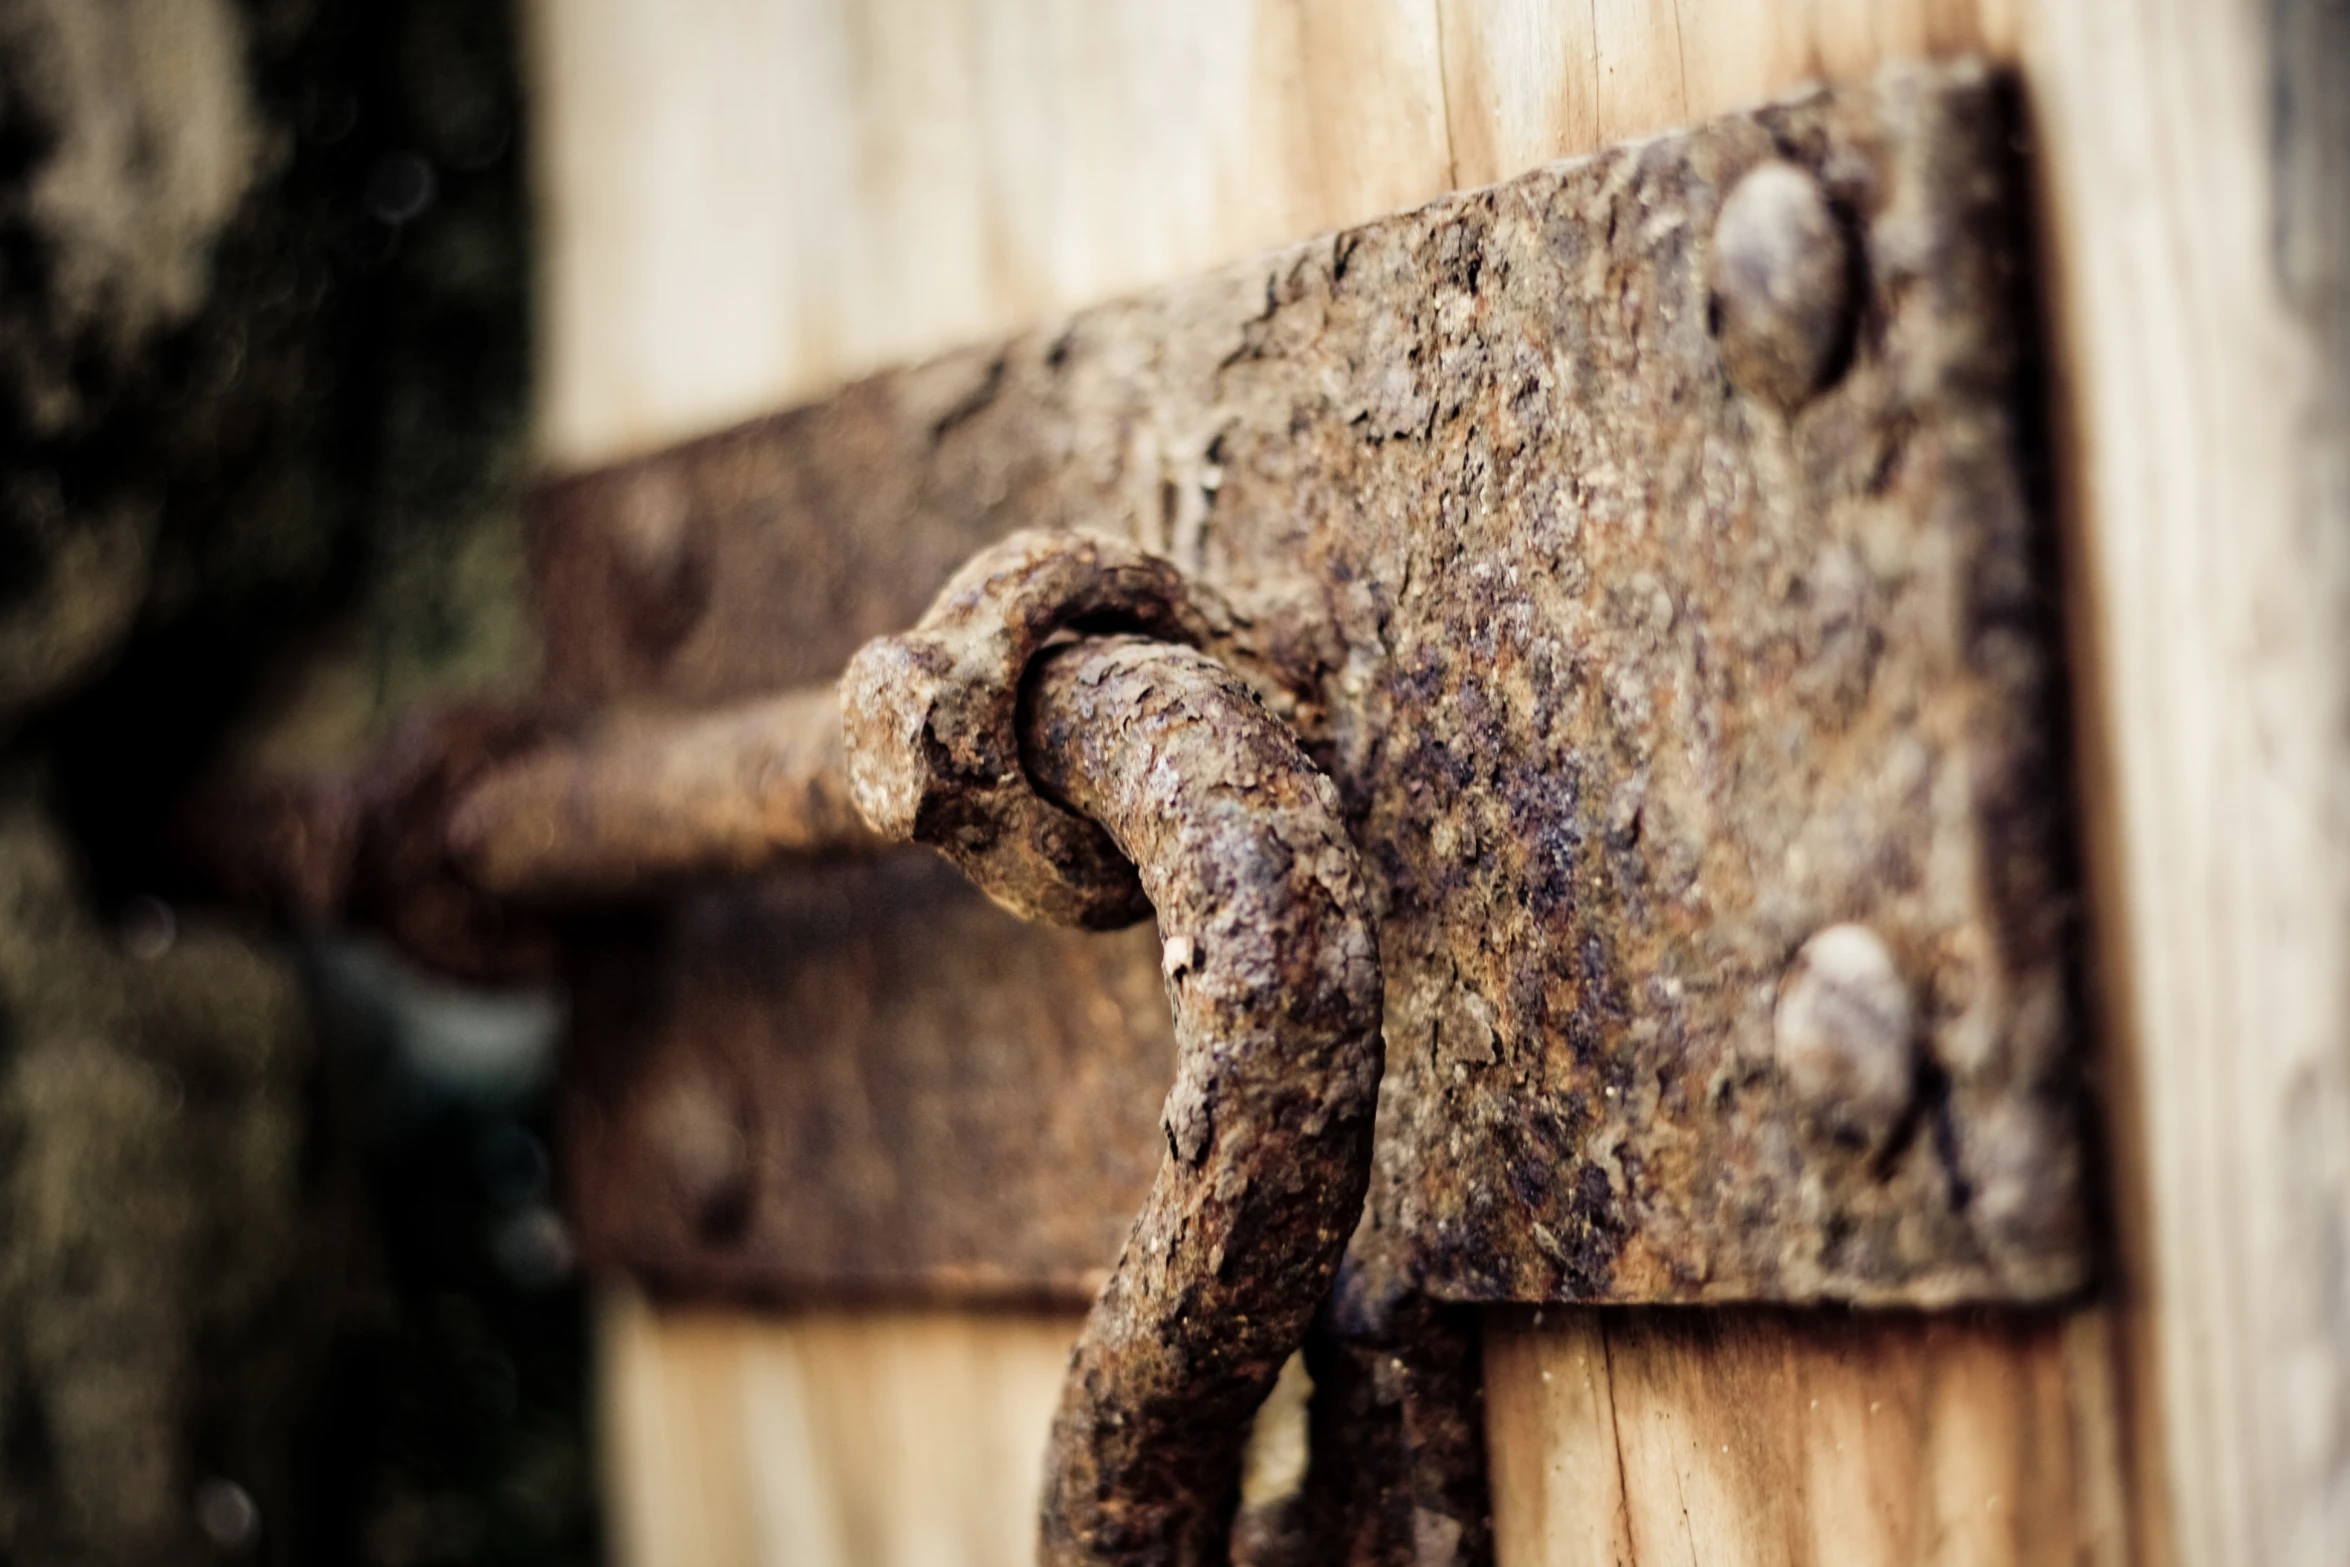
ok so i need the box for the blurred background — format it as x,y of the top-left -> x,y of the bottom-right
0,1 -> 590,1562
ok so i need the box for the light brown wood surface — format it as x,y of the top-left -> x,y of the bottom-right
2017,0 -> 2350,1563
599,1292 -> 1085,1567
525,0 -> 2014,470
1486,1309 -> 2129,1566
521,0 -> 2350,1561
526,0 -> 1458,468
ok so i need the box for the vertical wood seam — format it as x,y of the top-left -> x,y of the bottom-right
1427,0 -> 1463,195
1600,1320 -> 1636,1566
1666,0 -> 1692,123
1584,0 -> 1607,136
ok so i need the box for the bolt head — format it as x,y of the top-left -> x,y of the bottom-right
1710,161 -> 1855,412
1774,923 -> 1915,1143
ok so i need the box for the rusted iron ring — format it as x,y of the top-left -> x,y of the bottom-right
841,529 -> 1246,927
1017,635 -> 1382,1563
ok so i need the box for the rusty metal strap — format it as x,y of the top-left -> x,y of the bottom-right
522,63 -> 2087,1311
193,63 -> 2086,1318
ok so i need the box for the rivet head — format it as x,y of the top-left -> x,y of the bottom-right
1774,923 -> 1915,1143
1710,161 -> 1855,411
610,467 -> 711,657
647,1071 -> 754,1242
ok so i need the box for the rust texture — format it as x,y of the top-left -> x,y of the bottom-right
1292,1289 -> 1490,1567
1013,636 -> 1382,1566
559,853 -> 1175,1301
183,687 -> 886,971
446,687 -> 884,898
842,528 -> 1322,927
844,535 -> 1472,1565
532,65 -> 2082,1307
842,531 -> 1242,927
187,692 -> 1181,1302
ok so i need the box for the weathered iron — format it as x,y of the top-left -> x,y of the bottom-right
1293,1287 -> 1491,1566
179,702 -> 561,984
1017,635 -> 1381,1565
528,63 -> 2086,1309
560,851 -> 1173,1303
182,682 -> 1177,1302
189,64 -> 2081,1319
178,689 -> 889,988
1772,922 -> 1920,1146
841,530 -> 1246,928
1707,160 -> 1859,411
174,61 -> 2083,1567
446,687 -> 883,897
842,535 -> 1382,1561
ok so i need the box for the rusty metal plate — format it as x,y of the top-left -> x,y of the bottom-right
562,857 -> 1171,1302
540,63 -> 2087,1306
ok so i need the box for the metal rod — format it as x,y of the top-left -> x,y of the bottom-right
178,687 -> 885,981
1018,635 -> 1382,1563
446,687 -> 883,899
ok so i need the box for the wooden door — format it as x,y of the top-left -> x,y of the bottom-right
523,1 -> 2350,1561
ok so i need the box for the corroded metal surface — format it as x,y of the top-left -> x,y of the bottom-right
535,64 -> 2084,1306
844,539 -> 1384,1561
1015,636 -> 1381,1565
842,529 -> 1323,927
447,687 -> 884,898
561,853 -> 1174,1302
842,532 -> 1244,928
1294,1290 -> 1491,1567
179,689 -> 887,972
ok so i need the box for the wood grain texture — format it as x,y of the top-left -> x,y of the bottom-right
1438,0 -> 2014,184
2018,0 -> 2350,1562
524,0 -> 1450,467
1486,1308 -> 2130,1567
525,0 -> 2022,468
600,1293 -> 1085,1567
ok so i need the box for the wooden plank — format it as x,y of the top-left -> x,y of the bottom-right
2016,0 -> 2350,1562
1487,1309 -> 2131,1567
524,0 -> 2021,461
526,0 -> 2023,462
599,1292 -> 1085,1567
1432,0 -> 1600,190
1437,0 -> 2012,182
525,0 -> 1451,468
